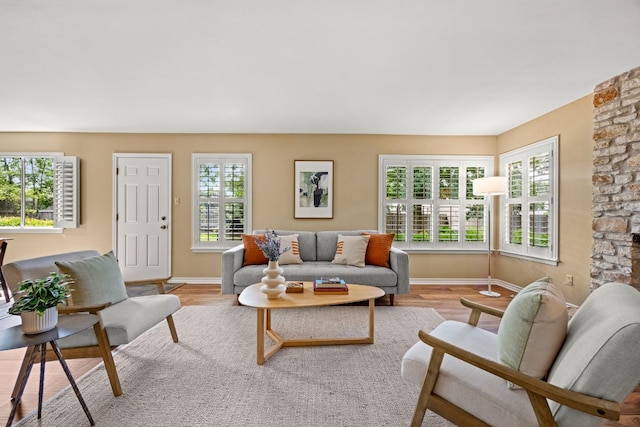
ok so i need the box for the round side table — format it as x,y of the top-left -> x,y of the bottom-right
0,314 -> 98,426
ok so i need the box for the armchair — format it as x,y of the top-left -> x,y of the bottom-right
2,250 -> 181,397
401,281 -> 640,427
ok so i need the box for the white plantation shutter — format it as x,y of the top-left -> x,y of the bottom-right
53,156 -> 79,228
379,155 -> 493,251
500,136 -> 558,263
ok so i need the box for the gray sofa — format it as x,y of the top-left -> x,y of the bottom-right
221,230 -> 409,305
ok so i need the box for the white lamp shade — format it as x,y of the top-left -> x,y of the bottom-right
473,176 -> 507,196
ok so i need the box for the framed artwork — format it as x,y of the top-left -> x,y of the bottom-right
294,160 -> 333,218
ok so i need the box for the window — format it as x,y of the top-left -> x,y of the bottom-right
0,154 -> 79,231
192,153 -> 252,251
499,136 -> 558,263
379,155 -> 494,251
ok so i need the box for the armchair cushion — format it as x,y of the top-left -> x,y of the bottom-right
55,251 -> 128,306
497,278 -> 568,387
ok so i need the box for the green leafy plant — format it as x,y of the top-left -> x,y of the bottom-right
8,272 -> 73,316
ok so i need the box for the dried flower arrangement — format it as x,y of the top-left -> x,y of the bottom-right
254,230 -> 290,261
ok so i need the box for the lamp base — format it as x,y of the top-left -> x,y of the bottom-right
479,290 -> 501,297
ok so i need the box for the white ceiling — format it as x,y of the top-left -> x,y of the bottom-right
1,0 -> 639,135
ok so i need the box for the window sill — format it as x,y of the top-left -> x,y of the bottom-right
499,251 -> 559,266
0,228 -> 62,234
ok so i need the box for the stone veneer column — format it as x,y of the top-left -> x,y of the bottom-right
592,65 -> 640,289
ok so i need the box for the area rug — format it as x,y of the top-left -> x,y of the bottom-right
16,305 -> 454,427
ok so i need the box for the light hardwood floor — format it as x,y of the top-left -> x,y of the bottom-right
1,284 -> 638,426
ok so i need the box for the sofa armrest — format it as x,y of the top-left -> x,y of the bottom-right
389,246 -> 410,294
221,244 -> 245,294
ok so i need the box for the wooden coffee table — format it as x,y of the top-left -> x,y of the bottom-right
238,282 -> 385,364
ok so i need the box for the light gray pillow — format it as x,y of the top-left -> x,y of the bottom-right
56,251 -> 128,306
497,277 -> 568,388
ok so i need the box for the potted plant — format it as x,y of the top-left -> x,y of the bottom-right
8,272 -> 74,334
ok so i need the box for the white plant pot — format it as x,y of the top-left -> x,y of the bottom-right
20,306 -> 58,335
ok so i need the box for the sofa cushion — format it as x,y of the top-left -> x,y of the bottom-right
497,277 -> 568,388
55,251 -> 128,306
332,234 -> 370,267
363,232 -> 394,267
278,234 -> 303,265
316,230 -> 377,261
256,230 -> 317,261
233,262 -> 398,288
242,234 -> 268,266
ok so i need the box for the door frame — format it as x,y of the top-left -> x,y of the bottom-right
112,153 -> 172,280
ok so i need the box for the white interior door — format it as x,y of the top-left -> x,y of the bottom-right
114,154 -> 171,282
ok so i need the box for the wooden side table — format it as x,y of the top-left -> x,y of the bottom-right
0,314 -> 98,427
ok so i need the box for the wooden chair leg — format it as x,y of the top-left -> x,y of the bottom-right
411,348 -> 445,427
92,323 -> 122,397
166,315 -> 179,343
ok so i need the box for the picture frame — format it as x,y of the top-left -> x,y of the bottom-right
294,160 -> 333,218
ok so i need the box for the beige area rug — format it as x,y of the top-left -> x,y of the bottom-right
16,305 -> 454,427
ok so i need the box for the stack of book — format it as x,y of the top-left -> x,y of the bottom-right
313,277 -> 348,295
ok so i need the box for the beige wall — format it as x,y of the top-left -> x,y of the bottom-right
496,95 -> 594,304
0,133 -> 496,282
0,95 -> 595,304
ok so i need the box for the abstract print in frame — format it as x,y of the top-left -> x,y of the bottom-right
294,160 -> 333,218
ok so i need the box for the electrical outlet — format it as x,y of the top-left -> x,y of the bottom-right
565,274 -> 573,286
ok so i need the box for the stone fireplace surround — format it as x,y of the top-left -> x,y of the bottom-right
592,65 -> 640,290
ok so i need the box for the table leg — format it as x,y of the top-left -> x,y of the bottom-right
256,308 -> 265,365
368,298 -> 375,342
6,345 -> 38,427
49,340 -> 95,426
38,343 -> 46,419
11,346 -> 36,400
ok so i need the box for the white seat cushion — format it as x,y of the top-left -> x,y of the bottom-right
402,320 -> 538,427
57,294 -> 181,348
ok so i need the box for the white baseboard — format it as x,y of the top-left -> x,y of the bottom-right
168,277 -> 220,285
409,278 -> 522,293
167,276 -> 522,292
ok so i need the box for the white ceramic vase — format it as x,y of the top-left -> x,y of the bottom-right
20,306 -> 58,334
260,260 -> 286,299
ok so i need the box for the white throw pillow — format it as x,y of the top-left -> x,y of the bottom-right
497,277 -> 568,388
332,234 -> 370,268
277,234 -> 303,265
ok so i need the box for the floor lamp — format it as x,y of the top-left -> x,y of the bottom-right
472,176 -> 507,297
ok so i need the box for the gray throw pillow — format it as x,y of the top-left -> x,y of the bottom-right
497,277 -> 568,388
56,251 -> 128,306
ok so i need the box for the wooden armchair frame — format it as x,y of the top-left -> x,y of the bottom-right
11,279 -> 179,399
411,298 -> 620,427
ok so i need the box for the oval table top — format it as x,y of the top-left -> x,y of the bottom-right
0,314 -> 99,351
238,282 -> 385,309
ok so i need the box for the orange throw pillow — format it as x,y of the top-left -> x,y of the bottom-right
363,232 -> 395,267
242,234 -> 268,266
